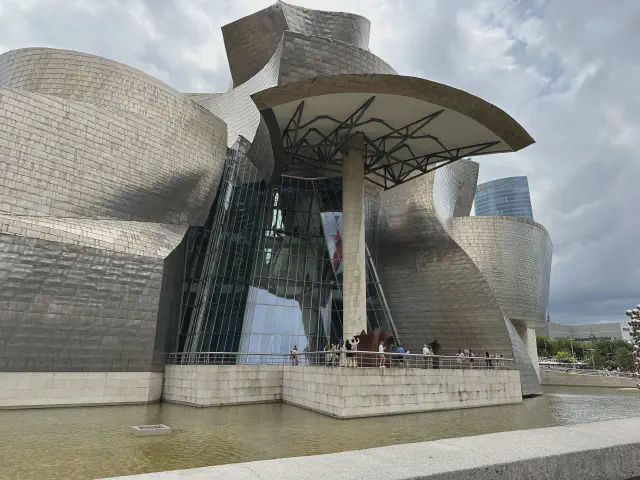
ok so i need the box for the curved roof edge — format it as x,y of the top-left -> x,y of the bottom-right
279,1 -> 371,26
2,47 -> 179,97
0,47 -> 227,126
251,74 -> 535,152
453,215 -> 552,244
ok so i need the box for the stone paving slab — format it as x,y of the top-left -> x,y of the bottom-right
102,417 -> 640,480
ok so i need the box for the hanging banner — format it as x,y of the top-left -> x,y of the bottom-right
320,212 -> 343,281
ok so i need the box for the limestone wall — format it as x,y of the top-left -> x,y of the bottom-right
0,372 -> 162,408
282,366 -> 522,418
541,370 -> 638,388
162,365 -> 283,406
161,364 -> 524,417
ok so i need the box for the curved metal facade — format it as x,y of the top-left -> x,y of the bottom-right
377,166 -> 515,359
0,48 -> 227,372
222,1 -> 371,87
377,160 -> 546,395
278,31 -> 396,84
449,216 -> 552,326
0,48 -> 227,224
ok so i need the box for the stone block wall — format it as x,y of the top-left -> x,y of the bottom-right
162,365 -> 522,418
163,365 -> 283,406
0,371 -> 162,408
282,367 -> 522,418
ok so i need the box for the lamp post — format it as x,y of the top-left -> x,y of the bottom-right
624,304 -> 640,375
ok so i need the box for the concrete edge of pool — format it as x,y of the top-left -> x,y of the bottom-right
101,417 -> 640,480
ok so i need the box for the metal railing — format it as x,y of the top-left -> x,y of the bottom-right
540,364 -> 639,378
167,351 -> 516,370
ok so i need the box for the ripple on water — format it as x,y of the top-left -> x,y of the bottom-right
1,386 -> 639,480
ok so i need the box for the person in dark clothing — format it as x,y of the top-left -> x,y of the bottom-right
485,351 -> 492,369
396,344 -> 405,368
345,339 -> 353,367
430,339 -> 441,369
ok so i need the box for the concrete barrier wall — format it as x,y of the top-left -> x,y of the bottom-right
0,372 -> 163,408
163,365 -> 282,406
163,365 -> 522,417
101,417 -> 640,480
282,366 -> 522,418
541,370 -> 638,388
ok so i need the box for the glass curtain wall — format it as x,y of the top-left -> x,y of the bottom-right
176,138 -> 267,353
474,176 -> 534,220
176,148 -> 396,355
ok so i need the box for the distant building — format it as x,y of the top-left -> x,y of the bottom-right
536,322 -> 631,342
475,176 -> 534,220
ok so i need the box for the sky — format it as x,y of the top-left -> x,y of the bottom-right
0,0 -> 638,325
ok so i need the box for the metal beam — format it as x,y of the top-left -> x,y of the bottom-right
278,102 -> 504,190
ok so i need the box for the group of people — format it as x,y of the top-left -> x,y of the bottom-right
288,345 -> 311,366
323,338 -> 360,367
377,341 -> 412,368
289,338 -> 503,370
455,349 -> 505,369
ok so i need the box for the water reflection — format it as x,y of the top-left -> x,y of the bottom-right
0,386 -> 639,480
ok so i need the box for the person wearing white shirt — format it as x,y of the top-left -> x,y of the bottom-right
378,341 -> 385,368
422,344 -> 432,369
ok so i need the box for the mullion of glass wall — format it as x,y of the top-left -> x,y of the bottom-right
198,154 -> 247,351
242,181 -> 282,353
209,158 -> 254,353
215,153 -> 266,353
179,148 -> 240,352
186,156 -> 239,351
179,138 -> 265,353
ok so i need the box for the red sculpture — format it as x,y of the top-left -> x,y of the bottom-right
349,327 -> 394,367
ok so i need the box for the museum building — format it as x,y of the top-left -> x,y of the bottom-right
0,2 -> 551,408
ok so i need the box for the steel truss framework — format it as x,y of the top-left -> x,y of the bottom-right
280,96 -> 505,189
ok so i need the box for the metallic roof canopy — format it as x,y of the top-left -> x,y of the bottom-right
252,74 -> 534,189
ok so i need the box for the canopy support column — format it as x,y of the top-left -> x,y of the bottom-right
342,134 -> 367,340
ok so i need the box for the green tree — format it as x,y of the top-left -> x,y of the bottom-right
537,335 -> 553,357
594,340 -> 617,367
615,346 -> 633,371
554,338 -> 574,354
553,351 -> 575,363
586,349 -> 605,368
573,344 -> 585,360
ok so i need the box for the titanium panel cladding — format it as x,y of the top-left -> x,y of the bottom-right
0,48 -> 227,372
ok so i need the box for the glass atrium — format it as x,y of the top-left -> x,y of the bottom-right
176,141 -> 395,355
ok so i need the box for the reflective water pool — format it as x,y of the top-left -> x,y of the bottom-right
1,386 -> 639,480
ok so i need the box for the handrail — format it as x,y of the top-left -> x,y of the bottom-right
167,351 -> 517,370
540,365 -> 638,378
